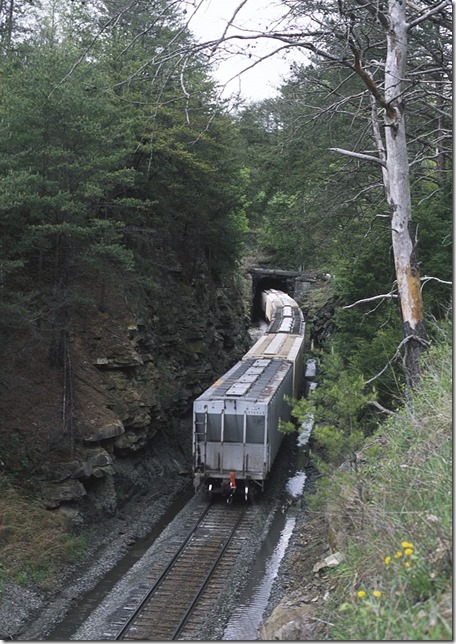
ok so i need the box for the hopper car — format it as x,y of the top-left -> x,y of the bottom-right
262,289 -> 305,335
242,332 -> 304,399
192,289 -> 305,502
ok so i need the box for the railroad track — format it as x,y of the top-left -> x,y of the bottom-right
113,501 -> 252,641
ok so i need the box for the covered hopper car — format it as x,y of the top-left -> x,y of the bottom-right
242,332 -> 304,398
262,289 -> 305,335
192,358 -> 294,502
192,289 -> 305,502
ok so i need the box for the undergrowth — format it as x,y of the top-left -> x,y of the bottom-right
0,479 -> 91,591
313,321 -> 452,640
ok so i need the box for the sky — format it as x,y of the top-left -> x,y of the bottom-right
186,0 -> 303,102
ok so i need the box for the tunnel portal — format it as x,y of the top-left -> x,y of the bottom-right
251,276 -> 293,322
246,267 -> 319,323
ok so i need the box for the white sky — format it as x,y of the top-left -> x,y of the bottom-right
187,0 -> 303,102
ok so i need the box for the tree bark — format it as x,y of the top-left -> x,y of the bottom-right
383,0 -> 428,389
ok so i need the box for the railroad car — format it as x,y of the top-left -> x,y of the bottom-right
261,289 -> 305,335
192,358 -> 294,502
192,288 -> 305,503
242,333 -> 304,398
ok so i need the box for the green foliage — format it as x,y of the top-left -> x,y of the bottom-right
237,53 -> 451,406
0,0 -> 249,358
319,322 -> 452,640
413,174 -> 453,317
258,192 -> 309,269
288,351 -> 374,464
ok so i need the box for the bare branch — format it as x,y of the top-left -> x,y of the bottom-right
329,147 -> 386,167
407,0 -> 452,29
354,0 -> 389,29
364,334 -> 430,386
343,292 -> 398,310
367,400 -> 397,415
420,275 -> 452,289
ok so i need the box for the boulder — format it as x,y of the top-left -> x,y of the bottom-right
40,460 -> 86,482
260,601 -> 323,641
91,465 -> 115,479
57,503 -> 85,528
122,409 -> 150,430
83,420 -> 125,443
84,446 -> 113,468
113,430 -> 148,453
41,480 -> 87,509
313,551 -> 345,573
94,350 -> 143,369
82,446 -> 114,478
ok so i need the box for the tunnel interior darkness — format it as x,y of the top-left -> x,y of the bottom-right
251,277 -> 293,322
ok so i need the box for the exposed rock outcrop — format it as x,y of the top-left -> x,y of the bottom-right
36,271 -> 251,517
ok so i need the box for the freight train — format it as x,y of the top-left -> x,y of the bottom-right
192,289 -> 305,502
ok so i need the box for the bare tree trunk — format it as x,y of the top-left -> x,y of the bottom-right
382,0 -> 428,389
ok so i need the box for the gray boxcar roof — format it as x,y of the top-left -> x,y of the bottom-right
194,358 -> 292,405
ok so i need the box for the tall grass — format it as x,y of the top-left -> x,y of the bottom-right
0,480 -> 90,590
319,321 -> 452,640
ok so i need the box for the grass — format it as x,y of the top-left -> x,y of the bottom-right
315,321 -> 452,640
0,480 -> 91,591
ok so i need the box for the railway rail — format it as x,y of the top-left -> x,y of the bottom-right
113,501 -> 252,641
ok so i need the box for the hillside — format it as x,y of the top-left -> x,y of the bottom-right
261,320 -> 452,640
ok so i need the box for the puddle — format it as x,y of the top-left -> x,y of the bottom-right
286,470 -> 307,498
222,512 -> 296,641
222,457 -> 309,641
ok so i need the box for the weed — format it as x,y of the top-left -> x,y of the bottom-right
0,478 -> 90,590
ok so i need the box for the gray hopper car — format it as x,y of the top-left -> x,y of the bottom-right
262,289 -> 305,335
192,358 -> 294,502
242,333 -> 305,398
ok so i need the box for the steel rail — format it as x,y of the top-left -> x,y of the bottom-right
170,504 -> 247,640
114,501 -> 213,641
115,502 -> 246,641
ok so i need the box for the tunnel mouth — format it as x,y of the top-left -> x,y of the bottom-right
251,277 -> 292,323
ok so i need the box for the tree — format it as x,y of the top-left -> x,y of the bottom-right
188,0 -> 452,388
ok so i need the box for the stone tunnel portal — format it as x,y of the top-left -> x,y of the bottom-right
247,267 -> 320,323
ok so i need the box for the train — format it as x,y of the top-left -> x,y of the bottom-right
192,289 -> 305,502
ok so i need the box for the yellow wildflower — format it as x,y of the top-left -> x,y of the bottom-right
404,548 -> 414,556
401,541 -> 414,549
372,590 -> 382,598
395,551 -> 403,558
384,556 -> 392,565
357,590 -> 366,598
404,561 -> 412,569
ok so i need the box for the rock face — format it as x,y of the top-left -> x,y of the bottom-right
260,598 -> 322,641
36,271 -> 251,518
